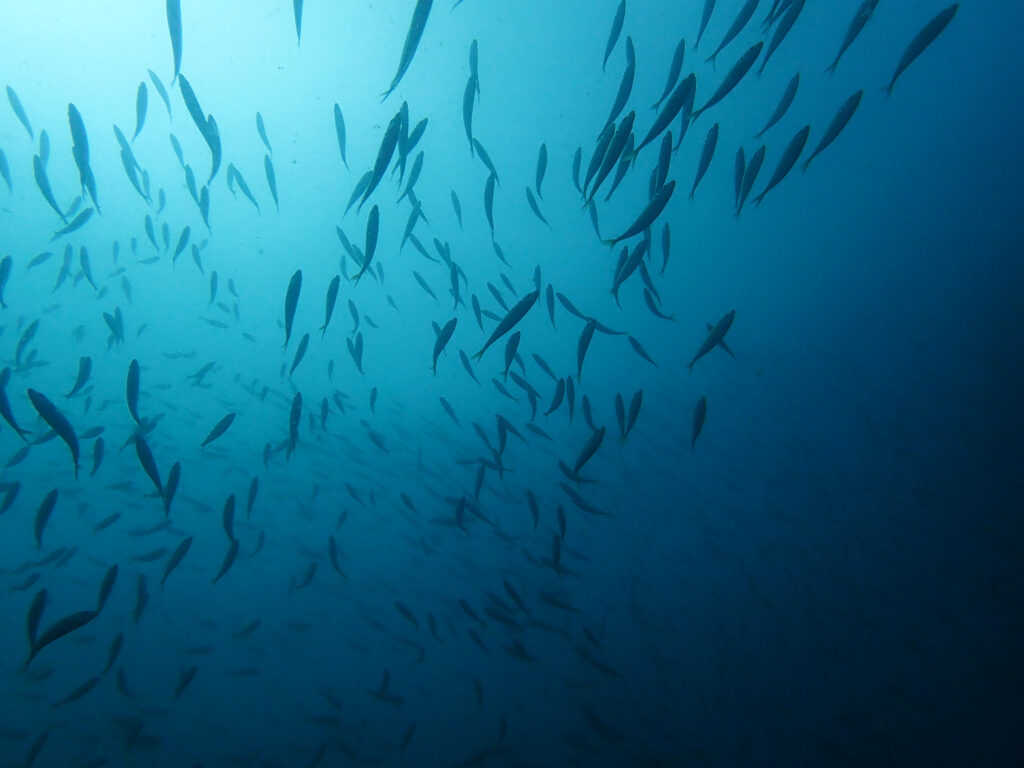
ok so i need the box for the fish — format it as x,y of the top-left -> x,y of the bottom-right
634,73 -> 696,156
602,181 -> 675,247
320,276 -> 341,337
753,125 -> 810,205
51,209 -> 94,240
690,123 -> 719,198
284,269 -> 302,349
758,0 -> 805,75
212,539 -> 240,584
525,187 -> 549,227
651,37 -> 686,110
361,111 -> 403,206
68,103 -> 99,211
803,91 -> 863,172
483,173 -> 496,238
161,536 -> 193,585
693,42 -> 763,120
148,69 -> 172,117
166,0 -> 183,83
96,565 -> 118,613
26,609 -> 97,667
353,206 -> 380,284
472,290 -> 539,361
602,37 -> 635,133
333,103 -> 348,167
201,412 -> 236,447
736,144 -> 765,215
382,0 -> 434,100
26,390 -> 79,477
451,190 -> 463,228
692,396 -> 707,448
6,86 -> 33,138
293,0 -> 304,45
264,154 -> 278,210
689,310 -> 736,371
90,438 -> 105,477
33,157 -> 67,222
756,74 -> 799,140
886,5 -> 958,96
34,490 -> 58,548
705,0 -> 759,65
695,0 -> 716,49
433,317 -> 458,374
602,0 -> 626,71
0,255 -> 11,308
0,148 -> 10,192
134,437 -> 163,496
463,75 -> 477,154
132,82 -> 148,141
174,666 -> 198,699
126,359 -> 141,423
827,0 -> 880,74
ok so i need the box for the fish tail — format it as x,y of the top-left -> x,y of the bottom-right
825,61 -> 838,75
801,159 -> 812,174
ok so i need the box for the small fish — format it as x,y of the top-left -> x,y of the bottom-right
166,0 -> 183,83
827,0 -> 880,75
692,396 -> 707,449
283,269 -> 302,349
201,412 -> 236,447
885,5 -> 958,96
753,125 -> 810,205
689,310 -> 736,372
132,82 -> 148,142
602,0 -> 626,71
161,536 -> 193,585
26,390 -> 78,477
755,73 -> 800,139
382,0 -> 434,100
803,91 -> 863,172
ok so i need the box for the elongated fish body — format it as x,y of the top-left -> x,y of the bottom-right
353,205 -> 380,284
293,0 -> 303,45
361,111 -> 403,206
212,540 -> 240,584
34,489 -> 57,548
706,0 -> 759,65
733,147 -> 746,208
828,0 -> 880,74
695,0 -> 716,50
6,86 -> 33,138
264,154 -> 278,210
535,143 -> 547,198
602,0 -> 626,71
652,38 -> 685,110
803,91 -> 863,172
602,37 -> 635,133
132,82 -> 148,142
603,180 -> 675,247
463,75 -> 477,154
689,310 -> 735,371
68,104 -> 98,212
690,123 -> 719,198
162,536 -> 192,585
692,396 -> 708,449
26,390 -> 79,477
886,4 -> 957,96
589,111 -> 634,201
483,173 -> 496,238
321,276 -> 340,336
126,359 -> 141,423
759,0 -> 804,75
0,255 -> 11,307
433,317 -> 458,374
202,412 -> 236,447
333,103 -> 348,167
755,73 -> 799,139
135,437 -> 163,496
166,0 -> 182,83
583,123 -> 616,197
525,187 -> 549,227
694,42 -> 763,119
382,0 -> 434,100
148,69 -> 172,118
0,148 -> 10,192
27,609 -> 96,666
754,124 -> 809,205
284,269 -> 302,349
737,145 -> 765,215
636,73 -> 696,155
473,290 -> 539,361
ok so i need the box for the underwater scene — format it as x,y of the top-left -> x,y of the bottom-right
1,0 -> 1022,765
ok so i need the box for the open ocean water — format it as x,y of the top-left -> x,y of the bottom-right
0,1 -> 1022,766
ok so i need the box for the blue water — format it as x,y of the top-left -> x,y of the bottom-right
1,1 -> 1022,765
